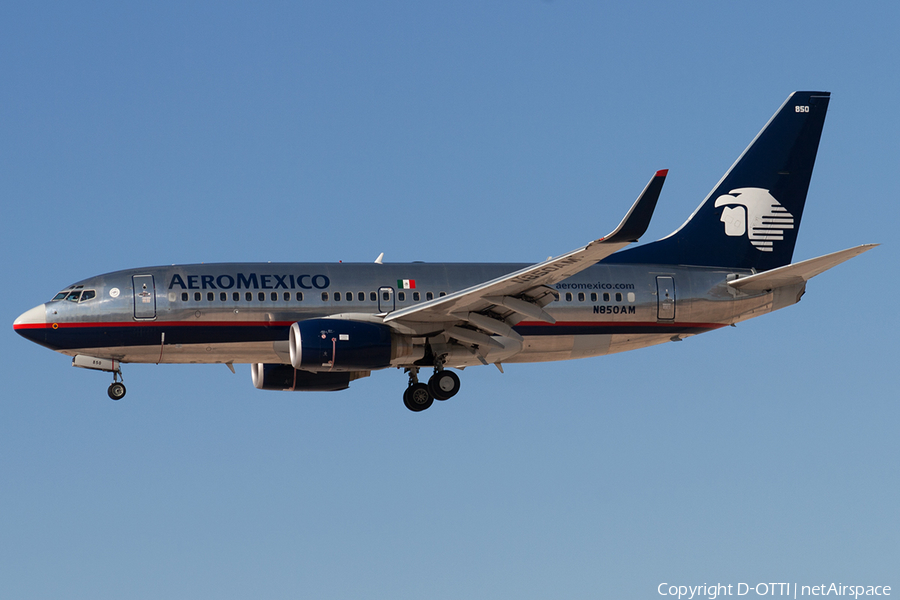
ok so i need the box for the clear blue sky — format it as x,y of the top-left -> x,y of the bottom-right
2,3 -> 897,599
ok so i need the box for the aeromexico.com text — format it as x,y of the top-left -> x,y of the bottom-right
555,282 -> 635,290
168,273 -> 331,291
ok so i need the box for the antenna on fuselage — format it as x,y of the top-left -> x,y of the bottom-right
374,252 -> 384,264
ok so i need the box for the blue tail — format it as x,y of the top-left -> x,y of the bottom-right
613,91 -> 831,271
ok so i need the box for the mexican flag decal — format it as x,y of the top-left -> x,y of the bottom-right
397,279 -> 416,289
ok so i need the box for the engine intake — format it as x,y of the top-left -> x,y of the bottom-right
289,318 -> 414,372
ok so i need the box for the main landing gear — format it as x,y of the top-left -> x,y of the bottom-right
403,361 -> 461,412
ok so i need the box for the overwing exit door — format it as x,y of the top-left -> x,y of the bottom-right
377,286 -> 395,313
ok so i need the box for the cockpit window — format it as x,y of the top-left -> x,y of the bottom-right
52,291 -> 68,301
65,291 -> 82,302
80,290 -> 96,302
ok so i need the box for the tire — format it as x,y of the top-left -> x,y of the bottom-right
404,383 -> 433,412
108,382 -> 126,401
428,370 -> 460,401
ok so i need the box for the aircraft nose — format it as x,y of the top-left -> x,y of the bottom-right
13,303 -> 47,333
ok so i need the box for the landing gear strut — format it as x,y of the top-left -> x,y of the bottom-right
107,370 -> 126,401
402,358 -> 461,412
403,368 -> 433,412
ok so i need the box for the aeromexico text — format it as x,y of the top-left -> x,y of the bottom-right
168,273 -> 331,291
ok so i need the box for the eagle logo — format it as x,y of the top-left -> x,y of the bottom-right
714,187 -> 794,252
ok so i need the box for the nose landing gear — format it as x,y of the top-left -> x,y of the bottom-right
108,381 -> 126,400
107,370 -> 126,400
72,355 -> 127,401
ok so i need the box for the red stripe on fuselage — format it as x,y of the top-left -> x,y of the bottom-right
515,320 -> 726,330
16,319 -> 728,331
14,320 -> 296,330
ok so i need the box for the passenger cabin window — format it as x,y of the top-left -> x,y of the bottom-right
182,292 -> 189,301
296,292 -> 304,301
233,292 -> 240,301
398,292 -> 406,301
578,292 -> 585,302
220,292 -> 227,301
370,292 -> 376,302
615,292 -> 622,302
413,291 -> 420,302
334,292 -> 341,301
358,292 -> 365,301
258,292 -> 265,301
284,292 -> 290,301
426,292 -> 434,301
322,292 -> 328,301
245,292 -> 252,301
271,292 -> 277,301
590,292 -> 597,302
207,292 -> 214,301
382,291 -> 390,301
565,292 -> 572,302
439,292 -> 446,297
194,292 -> 201,301
603,292 -> 610,302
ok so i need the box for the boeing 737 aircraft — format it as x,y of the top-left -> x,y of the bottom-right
14,91 -> 875,411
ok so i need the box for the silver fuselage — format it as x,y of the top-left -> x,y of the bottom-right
18,260 -> 801,369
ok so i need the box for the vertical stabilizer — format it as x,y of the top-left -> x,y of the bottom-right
613,91 -> 830,271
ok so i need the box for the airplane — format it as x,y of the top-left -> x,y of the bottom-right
14,91 -> 876,411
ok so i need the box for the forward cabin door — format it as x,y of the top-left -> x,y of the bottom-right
656,276 -> 675,321
132,275 -> 157,319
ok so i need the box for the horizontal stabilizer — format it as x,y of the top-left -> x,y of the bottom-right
728,244 -> 877,291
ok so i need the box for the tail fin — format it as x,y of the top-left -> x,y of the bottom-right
614,91 -> 831,271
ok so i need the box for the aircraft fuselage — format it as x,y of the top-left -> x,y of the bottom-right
15,261 -> 788,368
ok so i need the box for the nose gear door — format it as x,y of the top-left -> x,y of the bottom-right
132,275 -> 157,319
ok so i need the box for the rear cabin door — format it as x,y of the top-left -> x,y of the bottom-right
656,276 -> 675,321
133,274 -> 157,319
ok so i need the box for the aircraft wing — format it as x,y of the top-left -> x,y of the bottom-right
728,244 -> 878,291
384,170 -> 667,330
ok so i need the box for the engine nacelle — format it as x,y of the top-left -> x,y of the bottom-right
289,318 -> 414,372
251,363 -> 369,392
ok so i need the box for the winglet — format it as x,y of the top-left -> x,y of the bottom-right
601,169 -> 667,243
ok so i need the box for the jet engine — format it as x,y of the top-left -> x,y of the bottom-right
251,363 -> 369,392
289,318 -> 416,372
